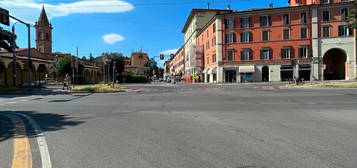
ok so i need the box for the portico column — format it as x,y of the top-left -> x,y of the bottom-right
217,66 -> 223,83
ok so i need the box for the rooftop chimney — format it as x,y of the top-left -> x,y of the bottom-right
207,3 -> 210,9
227,5 -> 231,10
269,3 -> 274,8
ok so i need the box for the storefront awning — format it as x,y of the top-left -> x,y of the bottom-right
223,66 -> 238,70
202,68 -> 209,74
207,67 -> 217,74
239,65 -> 255,73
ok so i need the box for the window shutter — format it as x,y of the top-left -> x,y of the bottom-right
249,32 -> 253,42
241,51 -> 243,60
249,17 -> 252,27
250,49 -> 253,60
233,33 -> 236,43
348,27 -> 353,36
291,47 -> 295,58
268,16 -> 272,26
224,19 -> 228,29
298,48 -> 302,58
260,16 -> 263,26
240,18 -> 243,28
240,32 -> 243,42
269,48 -> 273,60
281,48 -> 284,59
260,50 -> 263,60
338,26 -> 342,36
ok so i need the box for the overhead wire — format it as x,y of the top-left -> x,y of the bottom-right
0,0 -> 256,9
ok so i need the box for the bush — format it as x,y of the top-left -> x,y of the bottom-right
72,84 -> 126,93
0,86 -> 20,92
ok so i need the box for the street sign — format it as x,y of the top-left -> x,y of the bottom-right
0,8 -> 10,26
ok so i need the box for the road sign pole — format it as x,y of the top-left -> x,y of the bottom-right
12,25 -> 16,86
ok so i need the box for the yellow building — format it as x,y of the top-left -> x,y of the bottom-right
124,52 -> 149,75
0,6 -> 99,86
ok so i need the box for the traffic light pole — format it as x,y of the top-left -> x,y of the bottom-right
1,12 -> 32,91
112,61 -> 116,87
27,24 -> 32,91
12,25 -> 17,87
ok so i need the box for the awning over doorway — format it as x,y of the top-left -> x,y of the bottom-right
239,65 -> 255,73
223,66 -> 238,70
202,68 -> 209,74
207,67 -> 217,74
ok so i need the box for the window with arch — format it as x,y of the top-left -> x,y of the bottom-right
38,32 -> 42,40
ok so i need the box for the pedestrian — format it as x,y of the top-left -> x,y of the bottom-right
63,74 -> 70,90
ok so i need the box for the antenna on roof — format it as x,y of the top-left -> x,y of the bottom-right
227,5 -> 231,10
207,3 -> 210,9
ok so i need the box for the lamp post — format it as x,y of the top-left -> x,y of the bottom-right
11,22 -> 20,87
105,57 -> 109,84
112,61 -> 116,87
1,12 -> 32,91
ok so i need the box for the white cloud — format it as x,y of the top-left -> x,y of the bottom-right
102,33 -> 124,44
1,0 -> 134,23
160,48 -> 178,55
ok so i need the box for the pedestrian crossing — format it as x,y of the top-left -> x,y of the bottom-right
0,95 -> 44,106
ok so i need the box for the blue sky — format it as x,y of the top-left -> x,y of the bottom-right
1,0 -> 288,66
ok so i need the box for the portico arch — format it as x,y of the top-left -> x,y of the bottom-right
84,69 -> 91,84
37,64 -> 48,81
323,48 -> 347,80
6,61 -> 22,86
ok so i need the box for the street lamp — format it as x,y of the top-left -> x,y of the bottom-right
112,61 -> 116,87
104,57 -> 110,84
11,22 -> 20,87
3,13 -> 32,91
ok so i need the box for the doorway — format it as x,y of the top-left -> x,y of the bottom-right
262,66 -> 269,82
225,70 -> 236,83
323,48 -> 347,80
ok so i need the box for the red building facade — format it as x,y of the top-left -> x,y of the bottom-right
197,0 -> 356,83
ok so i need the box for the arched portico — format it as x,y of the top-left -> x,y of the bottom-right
37,64 -> 48,81
323,48 -> 347,80
6,62 -> 22,86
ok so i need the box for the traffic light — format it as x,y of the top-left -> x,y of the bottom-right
0,27 -> 17,53
160,54 -> 164,60
0,8 -> 9,26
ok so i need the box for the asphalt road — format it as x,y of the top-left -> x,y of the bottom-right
1,83 -> 357,168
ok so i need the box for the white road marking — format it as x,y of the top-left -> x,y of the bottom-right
6,102 -> 17,104
15,113 -> 52,168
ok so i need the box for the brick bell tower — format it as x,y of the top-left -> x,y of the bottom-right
35,6 -> 53,55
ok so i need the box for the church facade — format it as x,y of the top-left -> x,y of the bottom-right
0,6 -> 100,86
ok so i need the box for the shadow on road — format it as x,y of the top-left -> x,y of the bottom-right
0,110 -> 84,142
48,93 -> 93,102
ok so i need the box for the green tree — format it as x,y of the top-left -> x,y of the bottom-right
144,58 -> 158,77
95,52 -> 126,81
348,0 -> 357,29
89,53 -> 95,62
81,56 -> 87,61
58,55 -> 72,76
